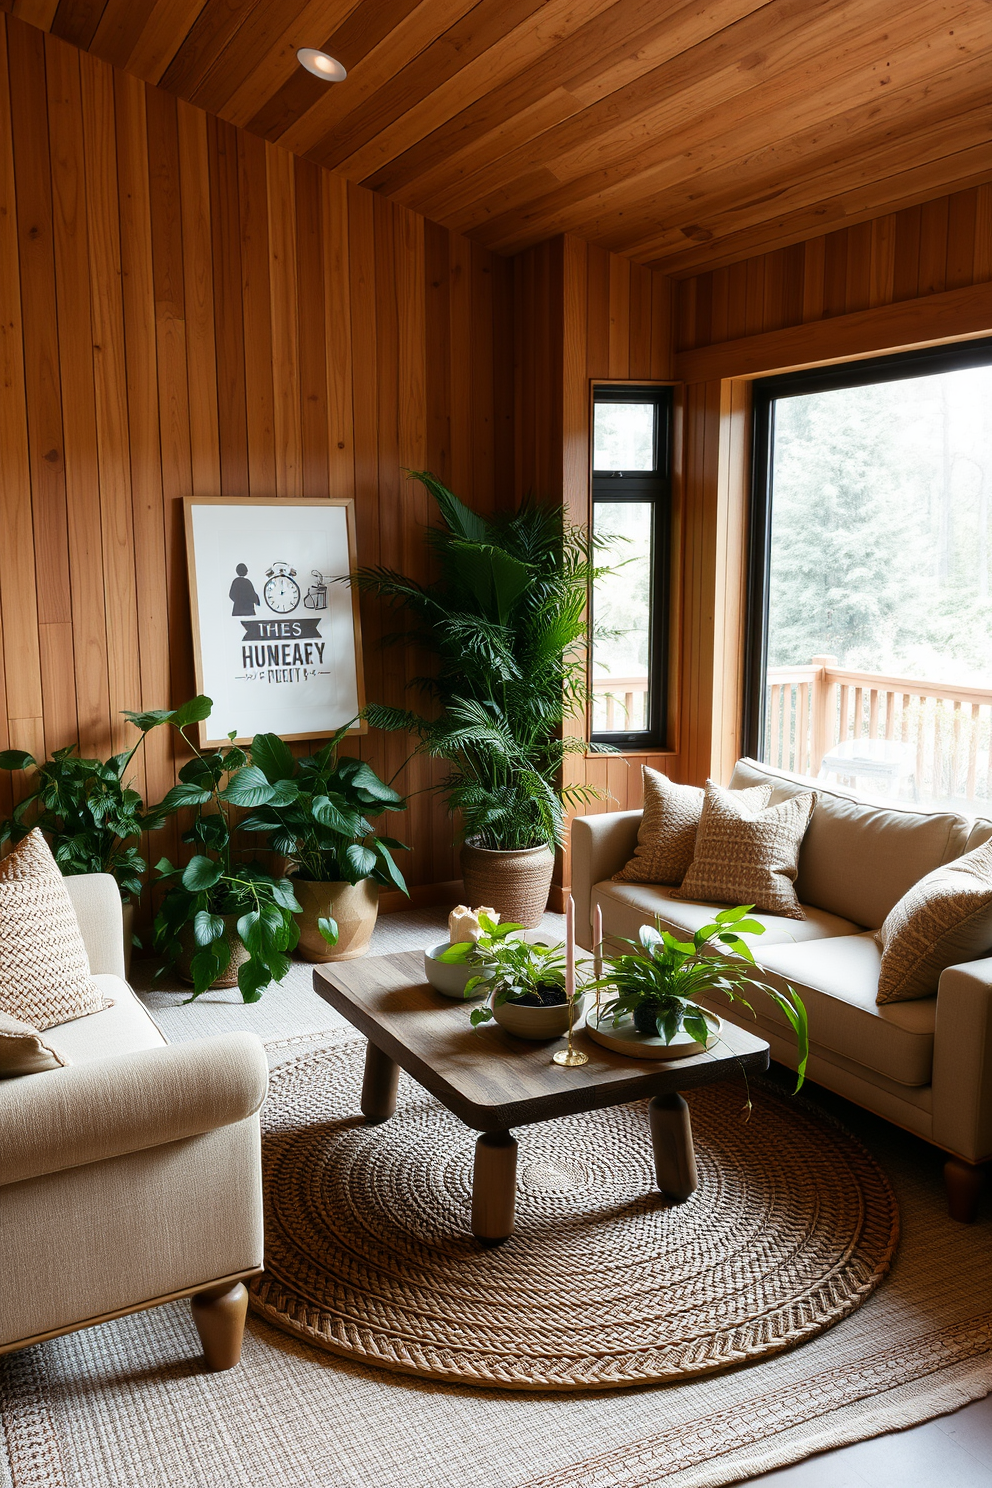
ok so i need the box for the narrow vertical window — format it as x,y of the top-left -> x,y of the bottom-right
591,385 -> 672,749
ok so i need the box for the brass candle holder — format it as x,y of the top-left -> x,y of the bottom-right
553,894 -> 589,1066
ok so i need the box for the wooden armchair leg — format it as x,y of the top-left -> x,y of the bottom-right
191,1282 -> 249,1371
944,1158 -> 986,1223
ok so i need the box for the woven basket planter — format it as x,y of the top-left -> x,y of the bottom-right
292,877 -> 379,962
176,913 -> 250,989
460,839 -> 554,928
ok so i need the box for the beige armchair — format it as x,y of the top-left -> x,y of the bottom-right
0,874 -> 268,1370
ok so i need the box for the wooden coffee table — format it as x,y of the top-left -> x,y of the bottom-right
313,951 -> 770,1246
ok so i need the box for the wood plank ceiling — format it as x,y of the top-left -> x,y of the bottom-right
7,0 -> 992,274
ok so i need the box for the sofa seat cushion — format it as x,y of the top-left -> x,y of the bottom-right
594,880 -> 861,949
45,976 -> 167,1065
730,758 -> 971,928
754,934 -> 935,1087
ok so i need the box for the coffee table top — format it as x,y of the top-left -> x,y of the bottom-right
313,951 -> 770,1132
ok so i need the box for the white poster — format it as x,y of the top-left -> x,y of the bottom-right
184,499 -> 364,745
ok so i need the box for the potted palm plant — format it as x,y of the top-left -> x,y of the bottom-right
590,908 -> 809,1090
436,915 -> 585,1038
236,726 -> 409,961
354,473 -> 612,926
0,727 -> 162,971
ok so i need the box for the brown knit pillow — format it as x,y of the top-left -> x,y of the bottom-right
876,840 -> 992,1004
0,1010 -> 69,1077
673,780 -> 814,919
613,768 -> 705,886
0,831 -> 109,1030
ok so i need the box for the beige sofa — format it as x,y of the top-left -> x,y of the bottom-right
0,873 -> 268,1368
573,758 -> 992,1221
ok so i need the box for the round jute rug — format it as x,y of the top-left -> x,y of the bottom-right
248,1038 -> 899,1390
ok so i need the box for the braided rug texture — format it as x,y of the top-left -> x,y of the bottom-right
248,1038 -> 899,1389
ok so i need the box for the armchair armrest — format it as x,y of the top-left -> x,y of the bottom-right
0,1032 -> 268,1187
62,873 -> 125,978
932,957 -> 992,1163
571,810 -> 642,949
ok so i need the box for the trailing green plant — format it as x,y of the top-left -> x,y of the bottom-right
353,472 -> 614,853
436,914 -> 575,1027
592,908 -> 809,1090
235,723 -> 409,950
0,728 -> 160,904
127,696 -> 302,1002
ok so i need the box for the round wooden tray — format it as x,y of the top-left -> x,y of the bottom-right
585,1005 -> 722,1060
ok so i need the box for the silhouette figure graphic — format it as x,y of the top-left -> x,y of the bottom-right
229,563 -> 261,617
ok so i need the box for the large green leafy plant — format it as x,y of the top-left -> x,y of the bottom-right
0,729 -> 157,903
594,909 -> 809,1090
236,725 -> 409,949
354,473 -> 611,852
128,697 -> 301,1002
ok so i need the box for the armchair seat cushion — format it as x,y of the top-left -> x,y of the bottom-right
754,934 -> 936,1087
594,880 -> 861,949
45,977 -> 166,1064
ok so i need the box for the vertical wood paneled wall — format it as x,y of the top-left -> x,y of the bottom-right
673,184 -> 992,790
513,235 -> 674,899
0,13 -> 513,899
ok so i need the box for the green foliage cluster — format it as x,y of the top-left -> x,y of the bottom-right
0,736 -> 157,903
437,913 -> 570,1027
593,910 -> 809,1090
354,472 -> 613,852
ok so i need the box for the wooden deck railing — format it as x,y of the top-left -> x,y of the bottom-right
766,655 -> 992,805
592,676 -> 649,733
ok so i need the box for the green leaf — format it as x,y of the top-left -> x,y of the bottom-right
448,540 -> 531,624
121,707 -> 175,733
193,909 -> 225,946
412,470 -> 489,543
181,855 -> 223,892
435,941 -> 476,963
250,733 -> 296,784
373,841 -> 408,894
311,794 -> 363,836
345,843 -> 377,878
170,696 -> 213,728
0,750 -> 35,771
317,916 -> 339,946
220,766 -> 278,807
160,783 -> 213,810
236,958 -> 269,1003
469,1006 -> 493,1027
270,878 -> 302,912
715,905 -> 755,925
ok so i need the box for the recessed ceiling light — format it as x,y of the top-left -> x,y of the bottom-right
297,47 -> 347,82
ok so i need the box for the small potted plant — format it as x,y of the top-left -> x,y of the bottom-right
128,697 -> 302,1001
235,726 -> 409,961
0,726 -> 162,971
591,907 -> 809,1089
437,915 -> 586,1039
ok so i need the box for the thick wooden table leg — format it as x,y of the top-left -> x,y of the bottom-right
472,1130 -> 518,1246
361,1041 -> 399,1123
191,1282 -> 248,1371
649,1093 -> 698,1202
944,1157 -> 985,1222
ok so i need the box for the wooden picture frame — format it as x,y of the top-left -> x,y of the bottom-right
183,497 -> 366,747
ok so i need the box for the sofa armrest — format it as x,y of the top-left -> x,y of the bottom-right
0,1032 -> 268,1187
571,810 -> 642,949
932,957 -> 992,1163
63,873 -> 125,978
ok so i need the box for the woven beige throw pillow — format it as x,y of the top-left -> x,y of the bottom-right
613,768 -> 706,886
0,830 -> 108,1030
673,780 -> 814,919
876,839 -> 992,1004
0,1010 -> 69,1077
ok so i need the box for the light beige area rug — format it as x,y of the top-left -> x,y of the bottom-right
1,911 -> 990,1487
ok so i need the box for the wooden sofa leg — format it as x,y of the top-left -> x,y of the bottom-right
944,1158 -> 985,1223
191,1282 -> 249,1371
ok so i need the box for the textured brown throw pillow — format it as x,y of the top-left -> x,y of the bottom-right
0,1010 -> 69,1077
613,768 -> 706,886
0,830 -> 108,1030
876,839 -> 992,1004
673,780 -> 814,919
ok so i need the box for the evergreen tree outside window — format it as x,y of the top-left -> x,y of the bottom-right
591,386 -> 673,749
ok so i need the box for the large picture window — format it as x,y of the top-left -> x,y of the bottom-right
747,338 -> 992,811
590,384 -> 673,750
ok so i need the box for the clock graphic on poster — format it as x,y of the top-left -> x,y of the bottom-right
263,561 -> 301,614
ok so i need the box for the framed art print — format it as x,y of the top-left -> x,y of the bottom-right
183,498 -> 366,746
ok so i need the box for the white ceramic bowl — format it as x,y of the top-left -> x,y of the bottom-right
492,991 -> 587,1040
424,943 -> 489,1000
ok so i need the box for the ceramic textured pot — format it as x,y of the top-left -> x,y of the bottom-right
492,990 -> 587,1040
177,914 -> 249,990
293,877 -> 379,962
460,839 -> 555,928
423,942 -> 489,1000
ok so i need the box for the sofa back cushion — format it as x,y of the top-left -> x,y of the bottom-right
729,759 -> 971,928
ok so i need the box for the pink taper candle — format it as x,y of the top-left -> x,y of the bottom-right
593,902 -> 603,980
565,895 -> 575,1001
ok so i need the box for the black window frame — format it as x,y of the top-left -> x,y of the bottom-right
590,383 -> 673,751
745,335 -> 992,760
